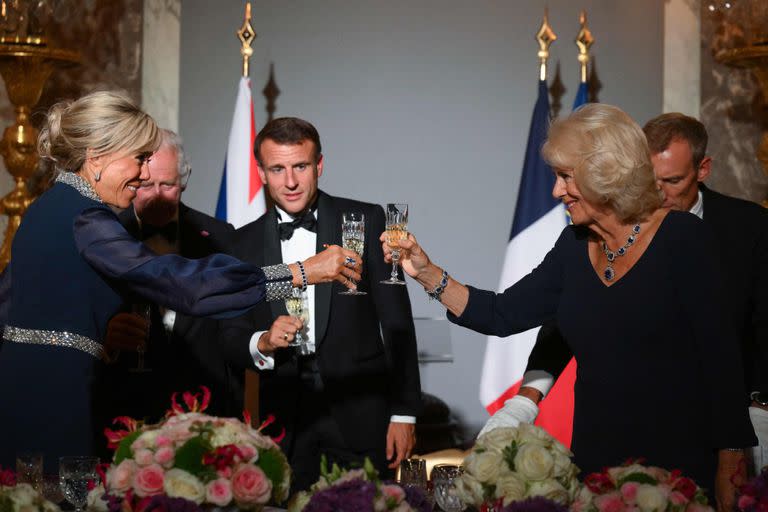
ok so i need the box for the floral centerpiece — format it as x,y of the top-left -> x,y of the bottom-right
736,468 -> 768,512
0,467 -> 61,512
455,424 -> 580,510
287,456 -> 431,512
571,461 -> 713,512
95,387 -> 289,512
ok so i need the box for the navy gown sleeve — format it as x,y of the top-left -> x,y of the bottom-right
673,214 -> 757,449
74,207 -> 282,319
448,226 -> 569,336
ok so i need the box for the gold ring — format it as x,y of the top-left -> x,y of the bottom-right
283,333 -> 289,341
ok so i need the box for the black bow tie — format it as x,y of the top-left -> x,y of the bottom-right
278,210 -> 317,241
141,221 -> 179,243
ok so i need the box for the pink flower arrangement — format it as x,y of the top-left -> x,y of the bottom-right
571,461 -> 713,512
96,387 -> 290,512
736,468 -> 768,512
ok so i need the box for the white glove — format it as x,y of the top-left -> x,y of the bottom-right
477,395 -> 539,438
749,406 -> 768,474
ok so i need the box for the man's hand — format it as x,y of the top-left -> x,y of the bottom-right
258,315 -> 303,355
715,449 -> 747,512
104,312 -> 148,353
387,422 -> 416,469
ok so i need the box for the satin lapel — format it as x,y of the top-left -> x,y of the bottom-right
314,191 -> 337,345
262,208 -> 288,318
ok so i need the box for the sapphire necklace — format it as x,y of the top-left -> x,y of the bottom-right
601,224 -> 641,281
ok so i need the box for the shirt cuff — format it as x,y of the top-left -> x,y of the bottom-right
521,370 -> 555,397
390,415 -> 416,424
249,331 -> 274,370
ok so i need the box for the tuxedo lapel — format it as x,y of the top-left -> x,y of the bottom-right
314,191 -> 337,345
262,208 -> 288,318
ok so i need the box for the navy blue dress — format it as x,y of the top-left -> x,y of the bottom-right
450,211 -> 756,490
0,176 -> 283,472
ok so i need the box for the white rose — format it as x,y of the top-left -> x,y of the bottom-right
552,452 -> 575,479
87,485 -> 108,512
455,474 -> 485,506
479,428 -> 519,453
136,429 -> 160,448
517,424 -> 554,446
526,479 -> 570,504
514,444 -> 555,481
163,469 -> 206,504
495,473 -> 526,505
11,484 -> 36,506
635,484 -> 668,512
465,450 -> 503,483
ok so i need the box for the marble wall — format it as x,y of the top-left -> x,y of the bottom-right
700,3 -> 768,203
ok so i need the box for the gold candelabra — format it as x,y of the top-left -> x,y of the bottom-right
0,1 -> 79,270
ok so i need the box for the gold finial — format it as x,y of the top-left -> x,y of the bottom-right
237,2 -> 256,77
536,8 -> 557,82
575,10 -> 594,83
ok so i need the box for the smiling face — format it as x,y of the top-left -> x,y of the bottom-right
87,151 -> 151,208
257,138 -> 323,215
133,145 -> 182,226
551,167 -> 602,226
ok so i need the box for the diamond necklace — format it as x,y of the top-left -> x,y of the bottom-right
601,224 -> 641,281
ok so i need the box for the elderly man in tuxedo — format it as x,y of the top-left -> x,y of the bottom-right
97,129 -> 240,430
488,113 -> 767,496
220,117 -> 422,493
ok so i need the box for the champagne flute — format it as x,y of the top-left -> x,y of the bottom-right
381,203 -> 408,285
59,456 -> 99,512
340,212 -> 366,296
129,303 -> 152,372
284,288 -> 310,348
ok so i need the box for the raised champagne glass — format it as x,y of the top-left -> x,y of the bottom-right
381,203 -> 408,285
340,212 -> 366,295
284,288 -> 310,348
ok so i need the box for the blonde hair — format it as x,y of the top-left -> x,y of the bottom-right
38,91 -> 161,175
542,103 -> 661,224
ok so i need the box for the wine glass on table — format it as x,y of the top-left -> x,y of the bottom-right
284,288 -> 310,349
381,203 -> 408,285
432,464 -> 467,512
340,212 -> 366,295
59,456 -> 99,512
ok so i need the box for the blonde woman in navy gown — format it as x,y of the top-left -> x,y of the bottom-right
383,104 -> 756,510
0,91 -> 361,472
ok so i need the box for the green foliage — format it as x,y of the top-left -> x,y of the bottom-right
482,483 -> 497,501
174,436 -> 216,482
0,494 -> 13,512
114,431 -> 142,464
502,440 -> 519,472
618,472 -> 658,486
258,448 -> 288,489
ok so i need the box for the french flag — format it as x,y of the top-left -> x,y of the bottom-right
479,79 -> 570,445
216,77 -> 266,228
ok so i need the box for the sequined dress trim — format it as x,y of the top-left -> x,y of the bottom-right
3,325 -> 104,360
55,172 -> 102,203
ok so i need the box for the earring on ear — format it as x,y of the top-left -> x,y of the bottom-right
93,171 -> 101,182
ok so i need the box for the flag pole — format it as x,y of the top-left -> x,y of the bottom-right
236,2 -> 256,78
536,8 -> 557,82
575,10 -> 594,84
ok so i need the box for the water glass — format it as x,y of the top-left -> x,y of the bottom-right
399,458 -> 427,490
16,452 -> 43,491
340,211 -> 366,295
59,456 -> 99,512
432,464 -> 467,512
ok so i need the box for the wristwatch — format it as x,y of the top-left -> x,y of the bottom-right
751,391 -> 768,407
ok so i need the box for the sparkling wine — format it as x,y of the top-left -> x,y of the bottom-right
386,224 -> 408,248
343,236 -> 364,256
285,297 -> 303,317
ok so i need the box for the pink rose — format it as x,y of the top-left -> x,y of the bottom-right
155,435 -> 172,447
133,464 -> 165,497
669,491 -> 688,506
217,467 -> 233,479
738,495 -> 756,509
595,492 -> 627,512
154,446 -> 175,468
206,478 -> 233,507
238,445 -> 257,462
107,459 -> 137,494
380,484 -> 406,504
135,449 -> 154,467
231,465 -> 272,505
620,482 -> 639,504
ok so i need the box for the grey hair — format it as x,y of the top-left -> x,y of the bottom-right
158,129 -> 192,188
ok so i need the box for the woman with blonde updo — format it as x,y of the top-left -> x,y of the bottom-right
0,91 -> 360,471
383,104 -> 756,508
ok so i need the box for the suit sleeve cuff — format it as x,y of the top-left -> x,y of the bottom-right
521,370 -> 555,397
390,415 -> 416,424
249,331 -> 274,370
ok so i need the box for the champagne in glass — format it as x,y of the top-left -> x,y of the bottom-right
340,212 -> 366,296
59,456 -> 99,512
381,203 -> 408,285
284,288 -> 310,348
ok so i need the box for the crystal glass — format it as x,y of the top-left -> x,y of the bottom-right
59,456 -> 99,512
129,303 -> 152,372
340,212 -> 366,295
432,464 -> 467,512
381,203 -> 408,285
284,288 -> 310,348
399,458 -> 427,491
16,452 -> 43,491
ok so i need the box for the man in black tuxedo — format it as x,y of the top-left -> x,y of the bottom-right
484,113 -> 768,479
98,129 -> 239,428
219,117 -> 421,492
